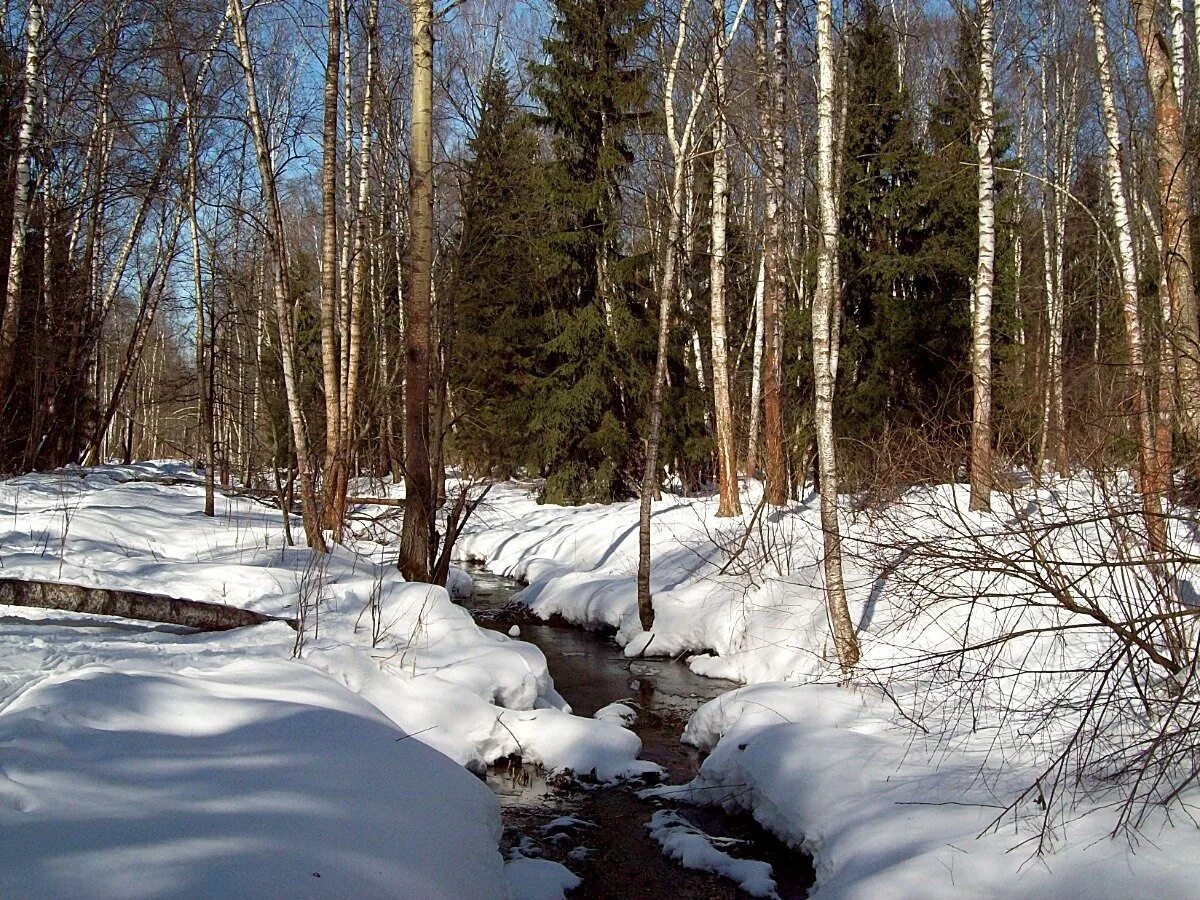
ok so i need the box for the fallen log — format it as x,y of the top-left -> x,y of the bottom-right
0,579 -> 298,632
347,496 -> 406,507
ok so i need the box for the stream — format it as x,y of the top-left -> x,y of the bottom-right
459,565 -> 815,899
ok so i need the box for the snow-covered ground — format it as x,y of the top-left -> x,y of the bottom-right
456,478 -> 1200,897
4,464 -> 1198,898
0,464 -> 649,897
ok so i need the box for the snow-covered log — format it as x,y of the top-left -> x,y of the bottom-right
0,578 -> 296,631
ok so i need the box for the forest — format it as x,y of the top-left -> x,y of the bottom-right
1,0 -> 1199,893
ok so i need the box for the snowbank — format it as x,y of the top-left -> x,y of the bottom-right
0,463 -> 660,896
669,682 -> 1200,898
457,477 -> 1200,896
0,658 -> 504,899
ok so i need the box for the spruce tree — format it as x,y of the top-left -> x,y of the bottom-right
446,68 -> 546,477
530,0 -> 649,504
838,0 -> 926,441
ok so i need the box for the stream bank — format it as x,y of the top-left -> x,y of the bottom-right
460,565 -> 815,899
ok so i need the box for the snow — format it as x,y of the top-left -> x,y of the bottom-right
0,464 -> 660,896
594,701 -> 637,727
6,463 -> 1200,897
670,683 -> 1200,899
502,856 -> 582,900
646,810 -> 777,898
0,658 -> 504,899
457,476 -> 1200,897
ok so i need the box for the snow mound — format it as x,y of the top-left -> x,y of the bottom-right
503,856 -> 581,900
0,659 -> 504,898
647,810 -> 777,898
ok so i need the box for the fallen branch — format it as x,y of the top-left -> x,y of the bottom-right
0,578 -> 297,631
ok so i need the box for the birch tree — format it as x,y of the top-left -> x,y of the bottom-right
320,0 -> 343,531
0,0 -> 44,404
399,0 -> 436,583
229,0 -> 327,551
968,0 -> 996,511
814,0 -> 859,669
710,0 -> 740,517
1089,0 -> 1164,548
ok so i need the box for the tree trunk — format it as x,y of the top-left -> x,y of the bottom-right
637,0 -> 708,630
320,0 -> 343,533
814,0 -> 859,671
1132,0 -> 1200,461
758,0 -> 788,506
710,0 -> 740,517
0,578 -> 295,632
229,0 -> 326,552
746,254 -> 766,477
183,60 -> 215,518
969,0 -> 996,512
0,0 -> 43,405
335,0 -> 377,541
399,0 -> 435,583
1090,0 -> 1166,549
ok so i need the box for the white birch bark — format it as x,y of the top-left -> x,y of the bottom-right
0,0 -> 43,402
969,0 -> 996,510
229,0 -> 327,552
814,0 -> 859,670
710,0 -> 740,517
746,254 -> 766,477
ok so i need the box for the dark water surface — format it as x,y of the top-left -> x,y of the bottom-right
460,565 -> 815,899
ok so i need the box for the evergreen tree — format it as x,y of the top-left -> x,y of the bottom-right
530,0 -> 649,504
912,21 -> 980,428
446,68 -> 546,477
837,0 -> 926,440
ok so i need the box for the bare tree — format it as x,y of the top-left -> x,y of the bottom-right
757,0 -> 789,506
710,0 -> 740,517
1089,0 -> 1165,549
229,0 -> 327,551
814,0 -> 859,670
320,0 -> 344,533
0,0 -> 44,405
1132,0 -> 1200,464
969,0 -> 996,512
399,0 -> 435,583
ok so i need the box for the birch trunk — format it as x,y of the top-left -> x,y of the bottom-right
969,0 -> 996,511
0,0 -> 43,403
710,0 -> 740,517
229,0 -> 327,552
338,0 -> 377,536
746,254 -> 766,478
320,0 -> 343,531
815,0 -> 859,670
399,0 -> 435,583
758,0 -> 788,506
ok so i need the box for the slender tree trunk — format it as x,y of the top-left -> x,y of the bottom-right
399,0 -> 435,583
758,0 -> 789,506
969,0 -> 995,512
338,0 -> 377,535
1133,0 -> 1200,461
638,0 -> 708,630
186,111 -> 215,517
814,0 -> 859,670
320,0 -> 343,532
710,0 -> 740,517
229,0 -> 326,552
746,254 -> 766,478
0,0 -> 43,404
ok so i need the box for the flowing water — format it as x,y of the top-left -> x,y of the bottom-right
460,565 -> 815,899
